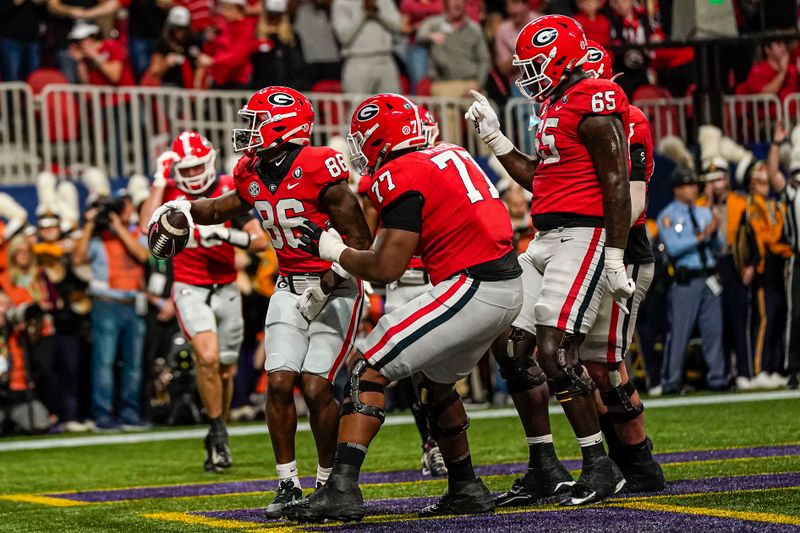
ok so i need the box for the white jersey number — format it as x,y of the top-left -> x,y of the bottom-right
591,91 -> 617,113
254,199 -> 305,250
430,150 -> 499,204
324,154 -> 349,179
535,117 -> 561,165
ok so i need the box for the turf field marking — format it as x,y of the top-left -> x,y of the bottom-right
0,494 -> 90,507
11,446 -> 800,506
144,511 -> 291,532
1,390 -> 797,453
612,501 -> 800,525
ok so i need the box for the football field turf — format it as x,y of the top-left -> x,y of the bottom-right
1,391 -> 799,532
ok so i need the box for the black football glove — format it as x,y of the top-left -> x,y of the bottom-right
298,220 -> 323,257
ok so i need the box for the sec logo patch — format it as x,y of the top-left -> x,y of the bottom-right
249,181 -> 260,197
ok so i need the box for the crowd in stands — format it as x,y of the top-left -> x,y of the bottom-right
1,0 -> 799,101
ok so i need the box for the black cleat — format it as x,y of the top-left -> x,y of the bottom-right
203,429 -> 232,472
610,437 -> 665,493
495,462 -> 574,507
421,440 -> 448,477
560,456 -> 626,506
418,478 -> 495,517
283,465 -> 365,523
266,480 -> 303,518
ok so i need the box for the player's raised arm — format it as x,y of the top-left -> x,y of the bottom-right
466,90 -> 536,191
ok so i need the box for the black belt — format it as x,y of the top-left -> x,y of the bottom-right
279,273 -> 323,295
454,250 -> 522,282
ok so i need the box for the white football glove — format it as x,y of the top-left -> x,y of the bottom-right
154,150 -> 180,188
296,285 -> 329,321
147,200 -> 194,233
604,247 -> 635,312
465,90 -> 515,156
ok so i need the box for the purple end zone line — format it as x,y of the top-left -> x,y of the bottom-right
45,444 -> 800,503
193,471 -> 800,525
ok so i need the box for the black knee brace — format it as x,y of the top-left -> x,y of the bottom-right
419,388 -> 470,441
600,380 -> 644,423
341,359 -> 385,422
496,328 -> 547,394
550,363 -> 595,403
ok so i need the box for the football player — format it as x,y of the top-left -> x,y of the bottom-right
284,94 -> 523,522
467,15 -> 635,505
356,106 -> 447,478
580,41 -> 665,492
140,132 -> 269,472
147,87 -> 372,516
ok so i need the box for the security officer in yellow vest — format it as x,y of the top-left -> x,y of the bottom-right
657,167 -> 728,394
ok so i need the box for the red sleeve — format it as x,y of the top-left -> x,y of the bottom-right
367,159 -> 424,217
103,41 -> 126,62
400,0 -> 443,22
746,61 -> 775,94
232,155 -> 258,204
306,147 -> 350,190
357,175 -> 372,195
573,79 -> 630,122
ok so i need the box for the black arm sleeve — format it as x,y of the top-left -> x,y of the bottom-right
380,192 -> 424,233
630,144 -> 647,182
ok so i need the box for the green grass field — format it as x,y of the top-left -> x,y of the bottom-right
1,392 -> 799,532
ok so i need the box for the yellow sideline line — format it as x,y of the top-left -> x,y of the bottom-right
143,512 -> 294,532
612,501 -> 800,525
0,494 -> 90,507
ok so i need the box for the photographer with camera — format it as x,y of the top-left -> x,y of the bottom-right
73,191 -> 150,430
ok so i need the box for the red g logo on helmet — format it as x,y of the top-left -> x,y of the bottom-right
583,40 -> 614,80
347,94 -> 425,176
233,86 -> 314,155
532,28 -> 558,47
266,92 -> 295,106
513,15 -> 588,102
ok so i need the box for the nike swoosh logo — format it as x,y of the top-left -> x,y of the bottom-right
287,182 -> 300,190
560,238 -> 573,243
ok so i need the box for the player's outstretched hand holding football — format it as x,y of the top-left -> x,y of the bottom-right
148,200 -> 195,233
296,285 -> 329,321
298,221 -> 348,263
465,90 -> 514,156
604,247 -> 635,311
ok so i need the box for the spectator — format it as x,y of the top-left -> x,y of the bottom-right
417,0 -> 490,97
72,193 -> 149,430
200,0 -> 258,89
400,0 -> 443,94
149,6 -> 205,88
124,0 -> 168,80
33,210 -> 92,431
573,0 -> 610,47
608,0 -> 653,96
744,40 -> 798,101
250,0 -> 305,88
47,0 -> 120,83
729,161 -> 792,388
493,0 -> 540,88
0,235 -> 59,421
292,0 -> 341,90
0,292 -> 51,435
657,167 -> 727,394
157,0 -> 213,35
332,0 -> 403,94
0,0 -> 45,82
66,21 -> 135,87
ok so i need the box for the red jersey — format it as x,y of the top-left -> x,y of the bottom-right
531,77 -> 630,224
628,105 -> 653,228
358,174 -> 425,271
368,143 -> 514,285
87,40 -> 135,87
234,146 -> 348,276
165,175 -> 238,285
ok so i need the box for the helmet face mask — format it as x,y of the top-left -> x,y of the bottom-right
513,51 -> 555,102
346,130 -> 370,176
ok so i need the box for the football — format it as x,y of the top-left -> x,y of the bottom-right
148,208 -> 190,259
